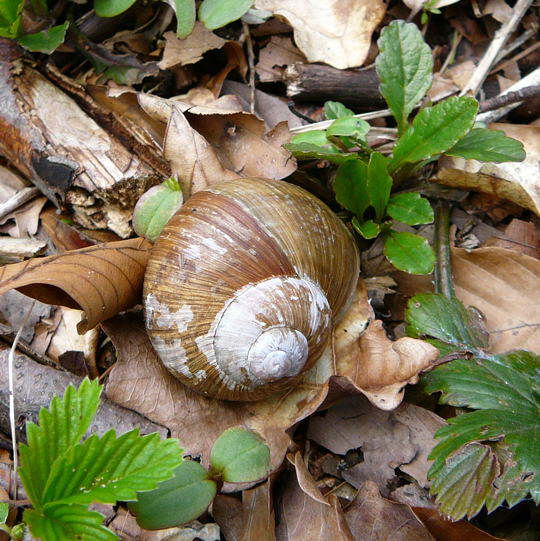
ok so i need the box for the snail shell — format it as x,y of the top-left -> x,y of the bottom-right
144,178 -> 359,401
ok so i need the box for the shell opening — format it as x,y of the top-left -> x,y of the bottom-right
247,327 -> 308,383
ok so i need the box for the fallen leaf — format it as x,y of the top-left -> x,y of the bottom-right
346,481 -> 433,540
485,218 -> 539,259
446,60 -> 476,90
434,124 -> 540,215
452,247 -> 540,353
483,0 -> 513,23
292,451 -> 329,505
275,471 -> 353,540
158,24 -> 226,69
255,36 -> 305,82
212,495 -> 243,541
103,313 -> 332,475
333,282 -> 439,410
240,482 -> 276,541
0,197 -> 47,238
205,42 -> 248,97
0,238 -> 151,333
164,105 -> 240,197
307,395 -> 445,493
254,0 -> 386,69
427,73 -> 459,102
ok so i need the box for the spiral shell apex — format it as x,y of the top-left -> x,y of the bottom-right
143,178 -> 360,401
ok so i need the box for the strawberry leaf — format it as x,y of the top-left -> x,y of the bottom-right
387,193 -> 433,225
367,152 -> 392,222
324,101 -> 354,120
384,231 -> 435,275
334,160 -> 370,218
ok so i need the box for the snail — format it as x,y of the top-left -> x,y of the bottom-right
143,178 -> 360,401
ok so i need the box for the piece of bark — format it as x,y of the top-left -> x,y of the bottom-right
284,63 -> 385,109
0,237 -> 47,262
0,343 -> 167,440
0,40 -> 161,238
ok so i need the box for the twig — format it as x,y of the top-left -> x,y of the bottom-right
493,28 -> 535,65
476,67 -> 540,123
479,84 -> 540,112
0,187 -> 39,222
8,301 -> 35,500
434,200 -> 455,299
287,102 -> 315,124
459,0 -> 533,96
440,31 -> 462,76
489,41 -> 540,75
242,21 -> 256,114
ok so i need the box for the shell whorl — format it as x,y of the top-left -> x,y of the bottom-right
144,178 -> 359,401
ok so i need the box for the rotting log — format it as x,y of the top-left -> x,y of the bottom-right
0,39 -> 162,238
0,343 -> 168,440
284,63 -> 385,109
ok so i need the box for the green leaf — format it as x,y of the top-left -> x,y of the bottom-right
94,0 -> 137,17
289,130 -> 328,146
352,218 -> 380,239
376,20 -> 433,134
405,293 -> 490,350
284,142 -> 350,164
326,117 -> 370,140
386,193 -> 434,225
333,160 -> 369,218
210,427 -> 270,483
129,460 -> 217,530
446,128 -> 526,163
384,230 -> 435,274
133,178 -> 183,242
0,0 -> 24,38
324,101 -> 354,120
366,152 -> 392,222
19,378 -> 102,508
199,0 -> 252,30
172,0 -> 196,38
390,96 -> 478,173
430,443 -> 499,520
17,22 -> 68,54
25,504 -> 116,541
0,502 -> 8,523
41,430 -> 182,506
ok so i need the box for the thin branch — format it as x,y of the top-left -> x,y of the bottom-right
434,200 -> 455,299
479,84 -> 540,112
242,21 -> 256,115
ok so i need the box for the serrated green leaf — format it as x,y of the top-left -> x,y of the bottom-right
17,22 -> 68,53
0,502 -> 8,523
387,193 -> 434,225
94,0 -> 136,17
405,293 -> 490,350
324,101 -> 354,120
133,178 -> 183,242
129,460 -> 216,530
172,0 -> 196,38
376,20 -> 433,134
390,96 -> 478,173
446,128 -> 526,163
366,152 -> 392,222
19,378 -> 102,508
24,504 -> 116,541
430,443 -> 499,520
352,218 -> 380,239
41,430 -> 182,506
199,0 -> 252,30
326,117 -> 370,140
210,427 -> 270,483
333,160 -> 369,218
284,142 -> 351,164
384,230 -> 435,274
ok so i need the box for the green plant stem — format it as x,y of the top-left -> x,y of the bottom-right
433,200 -> 455,299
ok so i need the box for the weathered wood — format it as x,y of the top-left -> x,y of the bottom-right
284,63 -> 385,109
0,40 -> 162,237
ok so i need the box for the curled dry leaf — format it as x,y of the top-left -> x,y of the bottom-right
434,124 -> 540,215
103,313 -> 332,475
0,238 -> 151,333
255,36 -> 305,83
452,247 -> 540,353
292,451 -> 329,505
308,395 -> 445,492
333,281 -> 439,410
254,0 -> 386,69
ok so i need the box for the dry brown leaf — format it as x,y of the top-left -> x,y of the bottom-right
333,282 -> 439,410
483,0 -> 513,23
275,471 -> 353,541
446,60 -> 476,90
427,73 -> 459,102
292,451 -> 329,505
434,124 -> 540,215
254,0 -> 385,69
164,105 -> 240,197
346,481 -> 433,540
104,313 -> 332,474
158,24 -> 226,69
485,218 -> 539,259
307,395 -> 445,493
0,238 -> 150,333
212,495 -> 243,541
240,482 -> 276,541
255,36 -> 305,82
452,247 -> 540,353
205,42 -> 248,97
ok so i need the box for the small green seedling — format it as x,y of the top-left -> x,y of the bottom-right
15,378 -> 182,540
129,427 -> 270,530
286,20 -> 525,275
133,177 -> 184,242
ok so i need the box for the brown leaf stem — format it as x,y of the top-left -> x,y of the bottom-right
434,200 -> 455,299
